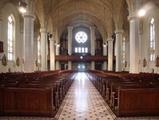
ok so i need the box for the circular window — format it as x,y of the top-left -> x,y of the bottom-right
75,31 -> 88,43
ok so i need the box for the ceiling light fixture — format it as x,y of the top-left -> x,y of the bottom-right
138,9 -> 146,17
19,1 -> 27,14
103,42 -> 107,48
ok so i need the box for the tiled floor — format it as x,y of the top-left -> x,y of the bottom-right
55,72 -> 159,120
1,72 -> 159,120
55,72 -> 116,120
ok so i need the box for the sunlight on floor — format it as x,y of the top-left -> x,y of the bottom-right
74,72 -> 89,113
75,72 -> 88,81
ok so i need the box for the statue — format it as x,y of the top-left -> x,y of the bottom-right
143,58 -> 147,67
16,57 -> 20,66
2,54 -> 7,66
156,56 -> 159,67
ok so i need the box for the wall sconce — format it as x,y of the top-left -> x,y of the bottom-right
103,42 -> 107,47
55,42 -> 60,47
80,56 -> 83,59
47,33 -> 52,38
138,9 -> 146,17
19,1 -> 27,14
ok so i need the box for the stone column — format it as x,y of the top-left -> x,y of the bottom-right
68,26 -> 73,55
50,36 -> 55,70
23,14 -> 35,72
128,14 -> 139,73
55,43 -> 60,70
108,38 -> 113,71
68,26 -> 73,70
55,61 -> 60,70
20,29 -> 24,72
103,42 -> 107,70
34,32 -> 38,71
90,26 -> 96,70
115,30 -> 123,72
138,19 -> 143,72
68,61 -> 72,70
40,28 -> 47,71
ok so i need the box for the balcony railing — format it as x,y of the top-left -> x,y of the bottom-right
55,55 -> 108,62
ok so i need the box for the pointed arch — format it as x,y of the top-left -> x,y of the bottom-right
7,14 -> 15,61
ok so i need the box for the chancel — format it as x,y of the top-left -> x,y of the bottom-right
0,0 -> 159,120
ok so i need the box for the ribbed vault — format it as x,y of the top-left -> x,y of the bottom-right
35,0 -> 112,37
51,0 -> 113,38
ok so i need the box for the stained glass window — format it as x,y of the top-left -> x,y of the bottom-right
75,31 -> 88,43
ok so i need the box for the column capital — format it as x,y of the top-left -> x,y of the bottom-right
67,26 -> 73,31
40,28 -> 47,33
52,31 -> 56,36
49,37 -> 54,42
115,29 -> 124,34
107,38 -> 113,42
90,26 -> 96,31
128,13 -> 137,21
23,14 -> 35,20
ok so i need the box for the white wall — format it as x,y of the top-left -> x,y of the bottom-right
141,5 -> 159,73
0,3 -> 23,73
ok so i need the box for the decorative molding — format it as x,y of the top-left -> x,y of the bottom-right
115,29 -> 124,34
55,55 -> 108,62
128,12 -> 137,21
107,38 -> 113,42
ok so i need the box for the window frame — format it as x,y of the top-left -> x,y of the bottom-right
149,18 -> 155,62
7,15 -> 15,61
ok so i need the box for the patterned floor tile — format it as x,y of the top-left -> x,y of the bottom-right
55,72 -> 116,120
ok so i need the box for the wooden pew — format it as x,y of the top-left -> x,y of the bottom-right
0,70 -> 74,117
116,88 -> 159,116
89,70 -> 159,117
3,87 -> 55,116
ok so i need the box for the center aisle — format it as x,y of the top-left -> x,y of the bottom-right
55,72 -> 116,120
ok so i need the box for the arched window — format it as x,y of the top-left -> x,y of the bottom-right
8,15 -> 15,61
149,18 -> 155,61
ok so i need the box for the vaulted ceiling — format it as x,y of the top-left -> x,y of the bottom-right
34,0 -> 129,39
